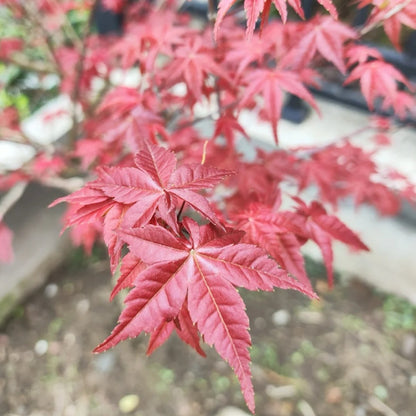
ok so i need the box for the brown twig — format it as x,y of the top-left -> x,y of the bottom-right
87,74 -> 112,118
0,182 -> 27,221
0,54 -> 56,74
177,201 -> 186,222
48,0 -> 83,51
20,1 -> 64,77
0,127 -> 46,153
207,0 -> 224,116
368,396 -> 399,416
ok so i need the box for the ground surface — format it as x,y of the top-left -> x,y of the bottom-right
1,250 -> 415,416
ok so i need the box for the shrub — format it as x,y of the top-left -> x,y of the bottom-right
0,0 -> 415,412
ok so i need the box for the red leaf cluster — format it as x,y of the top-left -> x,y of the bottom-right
1,0 -> 415,412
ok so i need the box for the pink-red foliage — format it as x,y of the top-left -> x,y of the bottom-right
1,0 -> 416,412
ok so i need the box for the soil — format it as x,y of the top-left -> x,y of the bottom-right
1,250 -> 415,416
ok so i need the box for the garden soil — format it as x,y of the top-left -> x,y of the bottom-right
1,251 -> 415,416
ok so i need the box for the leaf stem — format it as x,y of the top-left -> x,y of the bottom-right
206,0 -> 223,117
177,201 -> 186,222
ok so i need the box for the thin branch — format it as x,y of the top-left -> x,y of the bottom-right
0,55 -> 56,74
368,396 -> 399,416
0,128 -> 47,152
69,0 -> 99,146
0,182 -> 27,220
48,0 -> 83,50
206,0 -> 223,113
294,124 -> 375,159
177,201 -> 186,222
360,0 -> 413,36
87,74 -> 112,118
173,98 -> 240,131
41,176 -> 85,193
21,1 -> 64,77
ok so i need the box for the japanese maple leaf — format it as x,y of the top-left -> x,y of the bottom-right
224,33 -> 273,77
96,88 -> 163,151
345,44 -> 382,67
239,68 -> 319,142
231,203 -> 311,289
94,218 -> 316,413
281,16 -> 356,73
62,204 -> 103,255
344,60 -> 412,112
215,0 -> 337,38
72,138 -> 108,170
0,221 -> 13,263
92,144 -> 232,232
381,90 -> 416,120
112,11 -> 190,72
361,0 -> 416,50
212,112 -> 248,146
51,184 -> 127,271
161,37 -> 231,102
51,145 -> 231,262
293,198 -> 369,286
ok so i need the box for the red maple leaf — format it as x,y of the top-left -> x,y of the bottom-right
231,203 -> 311,290
381,90 -> 416,120
281,15 -> 356,73
239,68 -> 319,142
345,44 -> 383,67
95,87 -> 163,151
111,10 -> 190,72
51,145 -> 232,267
94,218 -> 316,413
215,0 -> 337,38
212,111 -> 248,146
344,59 -> 412,112
160,37 -> 231,102
92,144 -> 232,232
293,198 -> 369,287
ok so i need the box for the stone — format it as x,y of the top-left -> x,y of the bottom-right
215,406 -> 251,416
119,394 -> 140,413
272,309 -> 291,326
